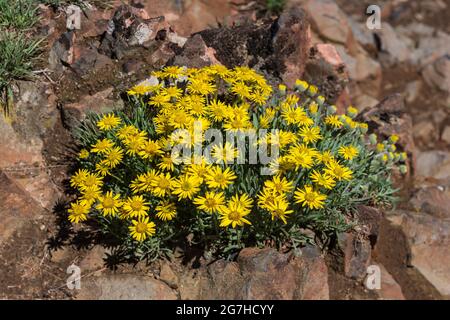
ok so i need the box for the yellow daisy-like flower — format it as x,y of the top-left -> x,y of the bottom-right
97,113 -> 121,131
96,191 -> 122,217
325,115 -> 343,128
264,175 -> 293,195
79,172 -> 104,191
80,185 -> 102,206
193,191 -> 226,214
187,79 -> 216,95
266,197 -> 293,224
324,160 -> 353,181
151,172 -> 175,197
219,202 -> 251,228
130,170 -> 158,193
127,83 -> 154,96
205,166 -> 237,190
79,149 -> 90,159
123,195 -> 150,219
138,140 -> 163,159
124,135 -> 146,156
287,148 -> 314,170
186,161 -> 211,183
160,65 -> 185,79
155,201 -> 177,221
157,153 -> 181,172
229,193 -> 253,211
70,169 -> 89,188
294,185 -> 327,210
230,81 -> 252,99
149,93 -> 171,107
102,146 -> 124,168
171,174 -> 202,200
129,216 -> 156,242
68,201 -> 90,223
299,126 -> 322,144
315,150 -> 335,164
207,99 -> 228,122
162,86 -> 183,99
281,105 -> 306,125
211,142 -> 239,164
91,138 -> 114,154
338,145 -> 359,160
257,188 -> 282,210
310,170 -> 336,190
95,162 -> 110,177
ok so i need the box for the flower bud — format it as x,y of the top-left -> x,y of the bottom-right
294,79 -> 308,92
316,95 -> 325,106
399,165 -> 408,174
389,134 -> 399,143
347,106 -> 358,118
327,105 -> 337,114
369,133 -> 377,145
278,84 -> 287,95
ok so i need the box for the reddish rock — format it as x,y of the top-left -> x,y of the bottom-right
172,34 -> 221,68
387,210 -> 450,296
339,232 -> 372,280
0,171 -> 43,244
377,263 -> 405,300
304,44 -> 348,103
303,0 -> 352,45
273,8 -> 311,87
61,87 -> 124,130
76,274 -> 177,299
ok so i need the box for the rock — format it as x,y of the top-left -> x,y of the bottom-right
338,232 -> 372,280
442,126 -> 450,144
410,31 -> 450,67
422,55 -> 450,94
355,206 -> 383,246
353,94 -> 379,112
179,247 -> 329,300
99,5 -> 170,59
48,32 -> 76,71
376,263 -> 405,300
76,274 -> 177,299
415,151 -> 450,179
0,170 -> 44,244
272,7 -> 311,87
194,8 -> 310,87
387,210 -> 450,296
61,88 -> 124,130
304,44 -> 348,103
404,80 -> 422,104
171,34 -> 221,68
79,246 -> 107,272
71,48 -> 114,76
347,17 -> 376,54
375,23 -> 410,65
303,0 -> 351,45
409,183 -> 450,219
413,120 -> 438,148
159,262 -> 179,289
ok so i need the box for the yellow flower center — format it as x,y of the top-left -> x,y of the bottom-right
214,174 -> 226,184
205,198 -> 217,208
130,200 -> 143,211
304,192 -> 316,202
135,222 -> 147,233
228,210 -> 240,221
158,178 -> 170,189
84,176 -> 96,187
103,197 -> 115,208
181,181 -> 192,191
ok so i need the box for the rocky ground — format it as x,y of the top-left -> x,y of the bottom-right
0,0 -> 449,300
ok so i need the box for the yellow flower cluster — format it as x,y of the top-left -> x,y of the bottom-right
68,65 -> 403,245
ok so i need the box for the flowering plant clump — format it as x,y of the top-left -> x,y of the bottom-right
68,65 -> 406,260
